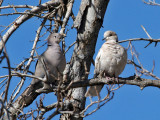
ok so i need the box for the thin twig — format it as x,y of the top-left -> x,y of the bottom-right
0,0 -> 61,54
0,36 -> 12,104
81,86 -> 114,117
141,25 -> 154,48
65,41 -> 76,54
0,5 -> 34,9
141,25 -> 152,39
60,0 -> 74,34
143,0 -> 160,6
119,38 -> 160,43
11,18 -> 47,101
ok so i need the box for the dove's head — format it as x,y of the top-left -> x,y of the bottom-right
47,33 -> 65,45
103,31 -> 118,43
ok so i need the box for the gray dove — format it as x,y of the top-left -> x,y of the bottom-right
9,33 -> 66,113
31,33 -> 66,93
85,31 -> 127,97
19,33 -> 66,106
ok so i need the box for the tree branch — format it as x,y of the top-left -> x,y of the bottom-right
0,5 -> 34,9
119,38 -> 160,43
67,75 -> 160,90
143,0 -> 160,6
0,0 -> 61,54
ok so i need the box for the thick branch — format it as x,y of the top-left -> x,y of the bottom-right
67,76 -> 160,90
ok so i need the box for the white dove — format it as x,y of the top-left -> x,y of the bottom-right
85,31 -> 127,96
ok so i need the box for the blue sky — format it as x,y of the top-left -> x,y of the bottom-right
1,0 -> 160,119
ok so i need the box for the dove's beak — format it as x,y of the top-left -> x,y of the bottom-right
102,37 -> 107,41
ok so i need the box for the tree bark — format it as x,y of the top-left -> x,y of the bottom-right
60,0 -> 109,119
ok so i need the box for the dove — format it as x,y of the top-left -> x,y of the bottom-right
85,31 -> 127,96
9,33 -> 66,114
30,33 -> 66,93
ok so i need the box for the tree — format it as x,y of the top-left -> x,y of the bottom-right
0,0 -> 160,119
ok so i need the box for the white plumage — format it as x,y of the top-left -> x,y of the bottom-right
85,31 -> 127,96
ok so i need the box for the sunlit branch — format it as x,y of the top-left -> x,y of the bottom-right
143,0 -> 160,6
0,5 -> 34,9
119,38 -> 160,43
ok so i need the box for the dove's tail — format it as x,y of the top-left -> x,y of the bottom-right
85,85 -> 104,97
85,73 -> 104,97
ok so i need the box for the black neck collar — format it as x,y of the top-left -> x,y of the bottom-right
48,44 -> 52,46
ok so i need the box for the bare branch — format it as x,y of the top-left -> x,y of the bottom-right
64,41 -> 76,54
0,0 -> 61,54
0,36 -> 12,103
11,18 -> 47,101
128,60 -> 160,80
83,90 -> 114,117
66,75 -> 160,90
141,25 -> 157,47
38,102 -> 58,119
143,0 -> 160,6
0,0 -> 3,7
141,25 -> 152,39
0,5 -> 34,9
119,38 -> 160,43
60,0 -> 74,34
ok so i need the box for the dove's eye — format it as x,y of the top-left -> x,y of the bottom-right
54,36 -> 56,38
108,34 -> 112,36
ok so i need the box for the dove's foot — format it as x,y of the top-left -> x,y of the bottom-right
105,76 -> 119,84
